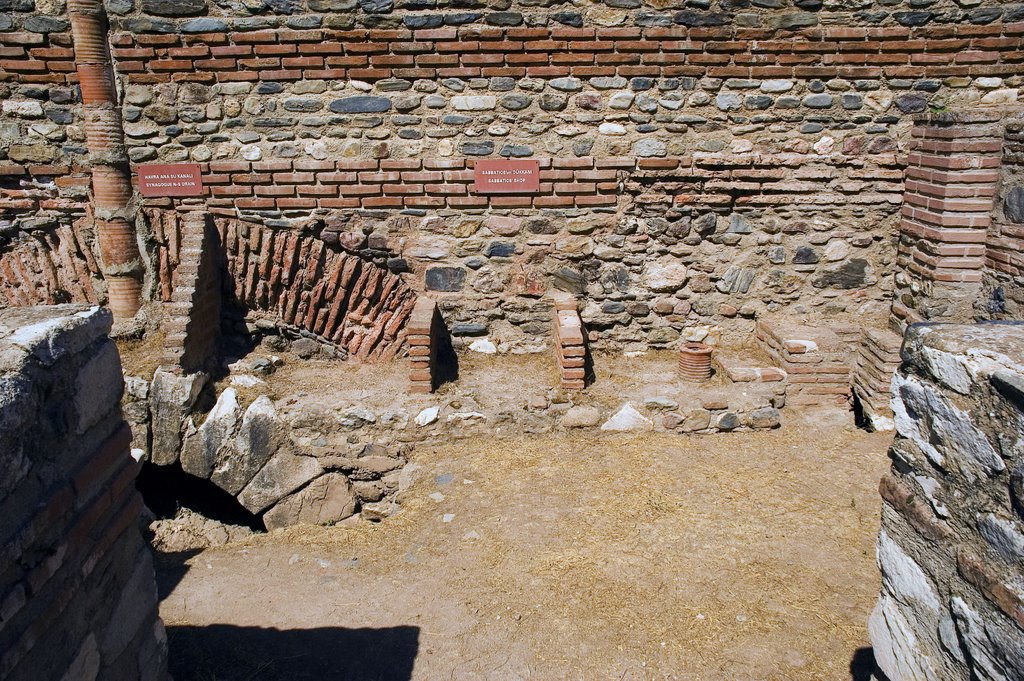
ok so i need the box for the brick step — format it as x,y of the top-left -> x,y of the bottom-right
715,351 -> 787,384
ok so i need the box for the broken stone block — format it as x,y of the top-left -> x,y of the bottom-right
263,473 -> 358,531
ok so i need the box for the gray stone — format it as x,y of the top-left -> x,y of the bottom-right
728,214 -> 753,234
643,259 -> 688,291
553,267 -> 586,294
290,337 -> 319,359
951,597 -> 1024,681
180,17 -> 227,32
329,96 -> 391,113
680,409 -> 711,432
181,388 -> 240,480
283,98 -> 322,112
263,473 -> 358,530
841,93 -> 864,109
562,405 -> 602,428
500,144 -> 532,157
500,94 -> 531,111
812,258 -> 870,289
238,448 -> 323,514
549,77 -> 583,92
425,266 -> 466,292
551,11 -> 583,27
404,14 -> 442,29
308,0 -> 357,10
150,369 -> 206,466
73,341 -> 122,434
674,10 -> 728,26
461,141 -> 494,156
211,395 -> 284,495
592,76 -> 628,90
716,92 -> 741,111
977,513 -> 1024,561
765,11 -> 817,30
1004,186 -> 1024,224
895,94 -> 928,114
140,0 -> 206,16
452,95 -> 496,111
634,138 -> 667,157
803,94 -> 834,108
894,11 -> 933,27
891,373 -> 1003,474
540,93 -> 568,111
486,11 -> 522,26
359,0 -> 392,12
745,95 -> 773,110
793,246 -> 819,264
485,241 -> 516,258
748,407 -> 780,429
451,322 -> 487,336
716,266 -> 755,294
717,412 -> 741,431
444,12 -> 481,25
643,396 -> 678,410
339,407 -> 376,428
24,15 -> 67,32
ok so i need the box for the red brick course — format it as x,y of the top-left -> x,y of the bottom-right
89,22 -> 1024,85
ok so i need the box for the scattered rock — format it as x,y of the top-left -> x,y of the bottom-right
601,403 -> 653,431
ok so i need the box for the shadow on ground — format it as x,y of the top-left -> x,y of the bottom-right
167,623 -> 420,681
851,646 -> 890,681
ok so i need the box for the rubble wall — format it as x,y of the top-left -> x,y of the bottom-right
982,113 -> 1024,319
1,2 -> 1022,350
869,321 -> 1024,681
0,304 -> 168,681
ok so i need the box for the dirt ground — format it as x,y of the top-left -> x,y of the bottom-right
157,412 -> 892,681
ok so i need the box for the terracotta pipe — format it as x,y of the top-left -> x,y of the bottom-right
679,342 -> 714,382
69,0 -> 143,320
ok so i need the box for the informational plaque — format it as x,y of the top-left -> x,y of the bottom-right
137,163 -> 204,198
473,159 -> 540,194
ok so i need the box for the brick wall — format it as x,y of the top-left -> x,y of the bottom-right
0,304 -> 168,681
0,215 -> 101,306
869,321 -> 1024,681
161,211 -> 221,372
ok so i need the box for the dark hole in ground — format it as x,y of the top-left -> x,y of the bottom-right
166,624 -> 420,681
137,463 -> 264,531
851,389 -> 872,432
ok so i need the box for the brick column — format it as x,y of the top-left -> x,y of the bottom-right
69,0 -> 144,321
891,111 -> 1003,330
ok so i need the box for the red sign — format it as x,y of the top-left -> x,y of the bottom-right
473,159 -> 540,194
137,163 -> 204,198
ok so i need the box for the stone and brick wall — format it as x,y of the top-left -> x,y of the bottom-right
1,0 -> 1022,352
0,1 -> 1021,366
870,321 -> 1024,681
0,304 -> 168,681
982,112 -> 1024,319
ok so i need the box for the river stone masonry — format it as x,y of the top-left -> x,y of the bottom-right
870,321 -> 1024,681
